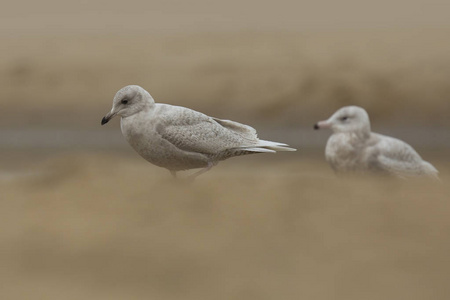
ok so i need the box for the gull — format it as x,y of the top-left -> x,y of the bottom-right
101,85 -> 296,178
314,106 -> 438,178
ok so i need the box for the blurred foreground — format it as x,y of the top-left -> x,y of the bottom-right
1,150 -> 449,300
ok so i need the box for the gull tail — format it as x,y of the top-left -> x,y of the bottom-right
422,161 -> 440,180
242,140 -> 297,153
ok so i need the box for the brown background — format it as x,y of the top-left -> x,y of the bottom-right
1,1 -> 450,299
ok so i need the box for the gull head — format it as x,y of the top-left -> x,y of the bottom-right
314,106 -> 371,134
101,85 -> 155,125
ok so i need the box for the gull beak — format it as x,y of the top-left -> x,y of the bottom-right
314,120 -> 331,130
101,111 -> 116,125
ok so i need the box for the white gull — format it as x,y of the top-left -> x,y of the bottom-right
314,106 -> 438,178
102,85 -> 296,178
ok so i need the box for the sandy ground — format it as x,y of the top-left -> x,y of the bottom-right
1,150 -> 449,300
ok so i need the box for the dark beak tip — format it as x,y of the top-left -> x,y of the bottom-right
101,117 -> 109,125
313,123 -> 320,130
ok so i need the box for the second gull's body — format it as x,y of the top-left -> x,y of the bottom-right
314,106 -> 438,178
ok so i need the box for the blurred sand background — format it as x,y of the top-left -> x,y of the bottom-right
1,0 -> 450,299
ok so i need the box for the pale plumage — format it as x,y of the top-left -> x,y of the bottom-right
102,85 -> 295,178
314,106 -> 438,178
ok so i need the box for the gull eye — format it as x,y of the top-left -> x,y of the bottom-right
341,116 -> 348,121
121,99 -> 129,105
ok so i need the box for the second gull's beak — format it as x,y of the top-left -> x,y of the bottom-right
314,120 -> 331,130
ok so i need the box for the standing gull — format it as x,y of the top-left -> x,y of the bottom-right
314,106 -> 438,178
101,85 -> 296,178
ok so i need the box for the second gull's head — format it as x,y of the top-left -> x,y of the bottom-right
314,106 -> 371,135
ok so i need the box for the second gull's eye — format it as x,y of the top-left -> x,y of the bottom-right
121,99 -> 128,105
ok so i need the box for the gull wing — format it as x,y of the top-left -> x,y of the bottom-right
155,106 -> 258,155
373,135 -> 429,176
